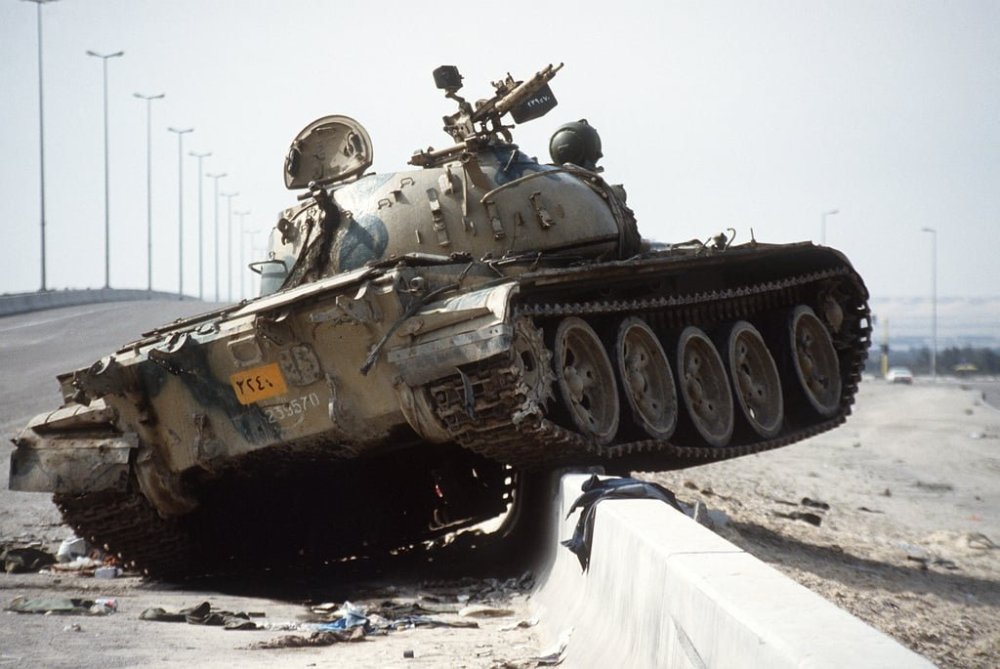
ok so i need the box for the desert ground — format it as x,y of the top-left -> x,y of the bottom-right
2,303 -> 998,667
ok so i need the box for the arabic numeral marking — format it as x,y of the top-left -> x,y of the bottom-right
265,393 -> 321,424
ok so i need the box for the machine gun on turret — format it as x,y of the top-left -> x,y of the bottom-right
410,63 -> 563,167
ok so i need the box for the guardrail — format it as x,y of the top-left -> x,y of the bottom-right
0,289 -> 192,318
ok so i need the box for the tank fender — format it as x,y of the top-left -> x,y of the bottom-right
388,282 -> 517,385
9,402 -> 134,494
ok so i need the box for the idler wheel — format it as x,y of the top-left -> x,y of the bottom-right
677,327 -> 734,447
789,305 -> 842,417
727,321 -> 784,438
553,317 -> 619,445
615,317 -> 677,439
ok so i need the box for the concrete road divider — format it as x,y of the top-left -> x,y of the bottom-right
533,473 -> 933,668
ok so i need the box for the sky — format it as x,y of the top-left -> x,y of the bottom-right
2,1 -> 998,308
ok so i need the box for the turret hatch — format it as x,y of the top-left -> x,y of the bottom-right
284,115 -> 373,189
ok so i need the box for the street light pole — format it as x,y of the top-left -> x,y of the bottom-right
235,210 -> 250,300
86,49 -> 124,289
921,227 -> 938,380
221,192 -> 239,302
24,0 -> 58,291
134,93 -> 165,294
206,173 -> 226,301
249,234 -> 267,297
189,151 -> 211,300
167,127 -> 193,300
821,209 -> 839,246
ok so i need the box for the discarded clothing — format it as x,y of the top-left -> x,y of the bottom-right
562,474 -> 682,571
6,596 -> 112,616
140,601 -> 260,630
2,546 -> 56,574
251,627 -> 365,649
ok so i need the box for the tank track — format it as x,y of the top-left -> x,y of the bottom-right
431,266 -> 870,471
55,489 -> 194,577
56,442 -> 514,578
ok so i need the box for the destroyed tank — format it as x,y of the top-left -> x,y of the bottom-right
10,64 -> 870,576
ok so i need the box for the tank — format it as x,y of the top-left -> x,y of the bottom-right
9,64 -> 870,576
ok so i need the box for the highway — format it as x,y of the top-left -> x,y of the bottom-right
0,300 -> 222,438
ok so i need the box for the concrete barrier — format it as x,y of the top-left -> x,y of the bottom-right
532,473 -> 933,668
0,289 -> 191,317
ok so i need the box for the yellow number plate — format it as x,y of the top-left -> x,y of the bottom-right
230,363 -> 288,405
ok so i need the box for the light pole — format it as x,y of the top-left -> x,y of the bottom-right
221,191 -> 239,302
167,127 -> 193,300
189,151 -> 211,300
921,227 -> 938,380
235,210 -> 251,300
134,92 -> 165,294
24,0 -> 58,291
207,172 -> 226,301
821,209 -> 839,245
245,229 -> 263,298
86,49 -> 124,289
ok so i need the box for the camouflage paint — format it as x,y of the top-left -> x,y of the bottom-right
137,336 -> 281,446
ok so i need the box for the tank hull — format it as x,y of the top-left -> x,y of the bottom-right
8,64 -> 871,576
11,242 -> 868,575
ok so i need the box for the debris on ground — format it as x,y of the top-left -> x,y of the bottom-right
458,604 -> 515,618
533,628 -> 572,666
689,500 -> 730,529
773,511 -> 823,526
94,566 -> 122,579
6,596 -> 117,616
2,545 -> 56,574
963,533 -> 997,550
252,577 -> 535,652
56,535 -> 89,563
251,627 -> 365,649
499,617 -> 539,632
140,601 -> 262,630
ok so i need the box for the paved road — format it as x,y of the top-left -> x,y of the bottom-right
0,301 -> 223,438
0,300 -> 223,537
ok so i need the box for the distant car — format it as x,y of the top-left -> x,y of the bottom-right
886,367 -> 914,384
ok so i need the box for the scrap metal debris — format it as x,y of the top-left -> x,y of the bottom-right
562,475 -> 683,571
